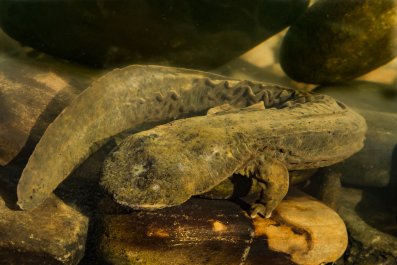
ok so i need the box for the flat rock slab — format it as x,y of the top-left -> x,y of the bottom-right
0,176 -> 89,265
99,189 -> 347,265
0,54 -> 100,166
99,199 -> 254,265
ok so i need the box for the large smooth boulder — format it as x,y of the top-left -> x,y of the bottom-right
0,0 -> 309,68
280,0 -> 397,84
318,81 -> 397,188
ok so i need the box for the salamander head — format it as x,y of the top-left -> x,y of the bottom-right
100,133 -> 192,210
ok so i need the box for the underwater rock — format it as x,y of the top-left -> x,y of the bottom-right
280,0 -> 397,84
17,64 -> 338,211
0,176 -> 89,265
251,189 -> 348,265
99,198 -> 254,265
318,81 -> 397,187
332,109 -> 397,188
0,55 -> 100,166
98,189 -> 347,265
0,0 -> 309,68
337,187 -> 397,262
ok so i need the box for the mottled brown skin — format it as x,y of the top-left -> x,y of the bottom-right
101,96 -> 366,218
17,65 -> 305,210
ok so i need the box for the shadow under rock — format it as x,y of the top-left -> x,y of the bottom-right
355,144 -> 397,237
389,144 -> 397,208
380,84 -> 397,100
355,189 -> 397,237
53,139 -> 120,265
0,162 -> 22,210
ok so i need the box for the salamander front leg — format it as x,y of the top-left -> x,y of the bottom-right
250,157 -> 289,218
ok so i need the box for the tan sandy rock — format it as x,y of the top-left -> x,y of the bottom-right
251,189 -> 348,265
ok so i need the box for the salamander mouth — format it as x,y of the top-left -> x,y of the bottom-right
118,201 -> 169,210
336,101 -> 347,109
